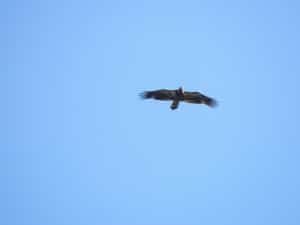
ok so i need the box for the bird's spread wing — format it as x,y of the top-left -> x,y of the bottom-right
140,89 -> 176,101
183,91 -> 217,107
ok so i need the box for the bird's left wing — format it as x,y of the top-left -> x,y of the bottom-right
183,91 -> 217,107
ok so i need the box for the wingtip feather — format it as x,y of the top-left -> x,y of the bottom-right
140,91 -> 151,99
205,98 -> 218,107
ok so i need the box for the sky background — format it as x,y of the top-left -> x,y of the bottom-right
2,0 -> 300,224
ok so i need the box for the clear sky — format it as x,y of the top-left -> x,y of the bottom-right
3,0 -> 300,225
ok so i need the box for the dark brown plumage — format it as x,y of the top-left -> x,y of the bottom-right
140,87 -> 217,110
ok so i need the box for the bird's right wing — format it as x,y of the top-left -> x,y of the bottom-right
140,89 -> 176,101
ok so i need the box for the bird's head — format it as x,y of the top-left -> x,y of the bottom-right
178,87 -> 184,94
176,87 -> 184,99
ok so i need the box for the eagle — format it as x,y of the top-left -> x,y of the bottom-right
140,87 -> 217,110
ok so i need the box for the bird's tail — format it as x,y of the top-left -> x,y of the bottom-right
140,91 -> 153,99
170,100 -> 180,110
203,96 -> 217,107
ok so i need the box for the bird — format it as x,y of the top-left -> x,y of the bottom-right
140,87 -> 217,110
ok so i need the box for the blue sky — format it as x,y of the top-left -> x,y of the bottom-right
3,0 -> 300,224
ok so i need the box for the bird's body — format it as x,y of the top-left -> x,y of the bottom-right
140,87 -> 217,110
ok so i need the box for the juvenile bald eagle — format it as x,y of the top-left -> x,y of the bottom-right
140,87 -> 217,110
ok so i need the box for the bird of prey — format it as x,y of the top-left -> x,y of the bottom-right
140,87 -> 217,110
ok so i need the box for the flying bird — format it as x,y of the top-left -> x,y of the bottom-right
140,87 -> 217,110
